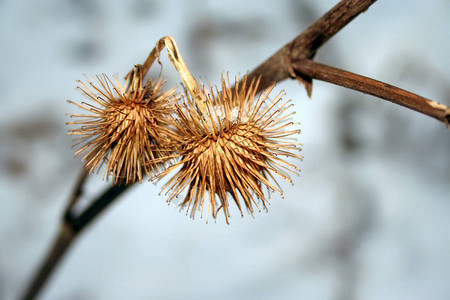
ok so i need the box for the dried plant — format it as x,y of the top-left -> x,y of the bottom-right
22,1 -> 450,299
67,34 -> 303,223
133,36 -> 303,222
157,75 -> 303,223
67,66 -> 178,185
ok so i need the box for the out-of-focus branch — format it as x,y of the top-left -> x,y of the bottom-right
292,59 -> 450,127
21,178 -> 130,300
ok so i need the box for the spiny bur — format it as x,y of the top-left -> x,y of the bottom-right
67,66 -> 178,185
157,75 -> 303,223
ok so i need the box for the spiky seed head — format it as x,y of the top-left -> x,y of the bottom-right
67,67 -> 177,185
157,75 -> 303,223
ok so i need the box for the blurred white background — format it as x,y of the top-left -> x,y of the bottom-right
1,0 -> 449,299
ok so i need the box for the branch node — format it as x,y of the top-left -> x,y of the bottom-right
295,72 -> 313,98
286,45 -> 313,98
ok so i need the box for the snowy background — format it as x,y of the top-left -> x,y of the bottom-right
1,0 -> 450,299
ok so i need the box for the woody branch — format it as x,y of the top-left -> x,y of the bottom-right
245,0 -> 449,127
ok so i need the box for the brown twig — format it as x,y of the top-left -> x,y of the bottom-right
292,59 -> 450,127
247,0 -> 378,94
21,176 -> 130,300
20,224 -> 74,300
64,168 -> 89,215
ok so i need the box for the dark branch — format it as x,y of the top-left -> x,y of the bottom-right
63,168 -> 89,221
20,225 -> 73,300
67,184 -> 130,234
21,183 -> 131,300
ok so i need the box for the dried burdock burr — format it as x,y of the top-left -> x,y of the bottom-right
157,75 -> 303,223
67,65 -> 177,185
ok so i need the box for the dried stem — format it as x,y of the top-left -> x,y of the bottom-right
21,182 -> 130,300
133,36 -> 207,114
247,0 -> 378,94
64,167 -> 89,215
20,224 -> 74,300
64,184 -> 129,233
293,59 -> 450,126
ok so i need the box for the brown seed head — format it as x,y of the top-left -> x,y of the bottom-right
158,75 -> 303,223
67,67 -> 177,185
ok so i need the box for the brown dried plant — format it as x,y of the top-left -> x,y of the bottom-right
67,66 -> 178,185
66,35 -> 303,223
25,2 -> 450,299
66,36 -> 204,187
157,75 -> 303,223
